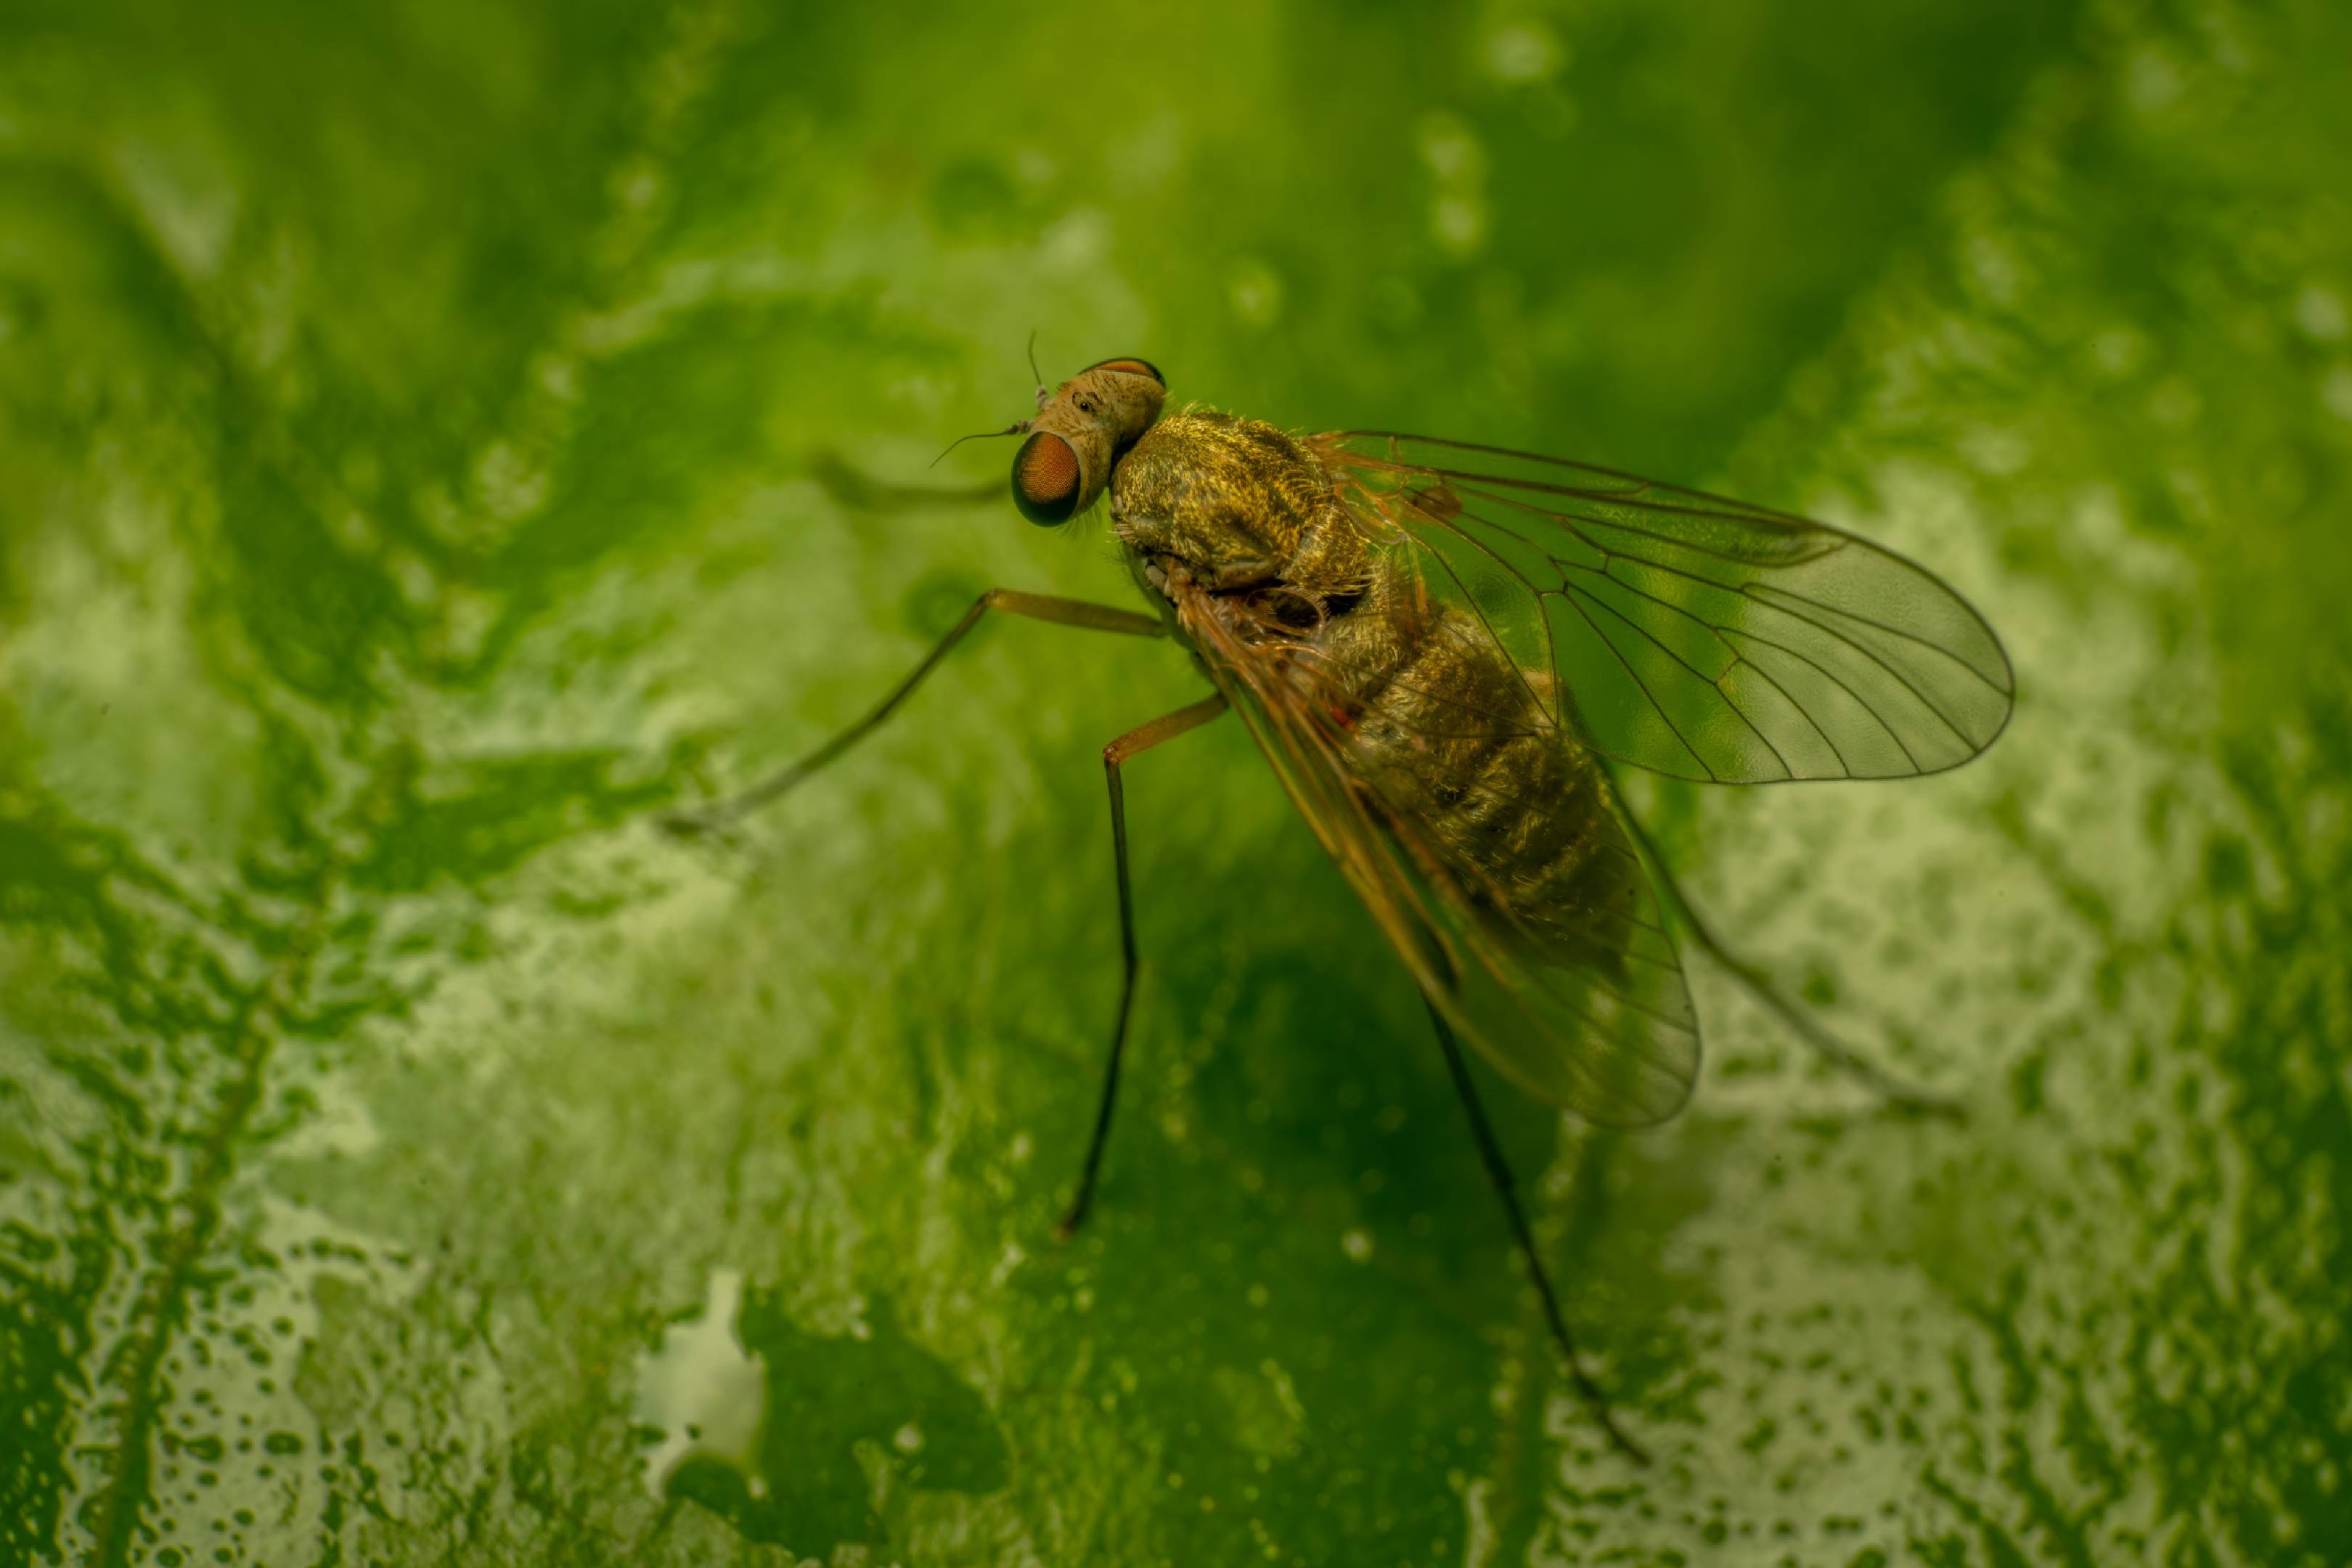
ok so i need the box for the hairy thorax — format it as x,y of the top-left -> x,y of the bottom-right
1110,410 -> 1371,602
1110,410 -> 1628,939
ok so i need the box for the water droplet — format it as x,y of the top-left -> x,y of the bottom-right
1229,261 -> 1283,329
1482,22 -> 1564,83
2322,365 -> 2352,424
2295,285 -> 2347,342
633,1269 -> 769,1501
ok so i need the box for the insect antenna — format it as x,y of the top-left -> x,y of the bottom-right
1024,330 -> 1058,413
928,422 -> 1031,469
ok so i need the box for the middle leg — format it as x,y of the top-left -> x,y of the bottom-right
1054,693 -> 1230,1238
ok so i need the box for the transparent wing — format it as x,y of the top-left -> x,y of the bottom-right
1164,573 -> 1700,1127
1311,432 -> 2015,783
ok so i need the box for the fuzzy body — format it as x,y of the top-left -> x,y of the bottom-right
1111,409 -> 1631,936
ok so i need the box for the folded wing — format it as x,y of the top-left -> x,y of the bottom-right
1313,433 -> 2015,783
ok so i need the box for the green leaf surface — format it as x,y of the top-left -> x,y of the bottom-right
5,1 -> 2351,1563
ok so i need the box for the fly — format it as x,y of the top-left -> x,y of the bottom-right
669,356 -> 2016,1461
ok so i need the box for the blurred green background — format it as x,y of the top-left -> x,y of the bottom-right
4,0 -> 2349,1563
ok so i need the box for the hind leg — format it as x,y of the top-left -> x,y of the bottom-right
1426,1002 -> 1649,1463
1611,780 -> 1961,1119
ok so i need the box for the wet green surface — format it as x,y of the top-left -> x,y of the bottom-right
4,1 -> 2350,1562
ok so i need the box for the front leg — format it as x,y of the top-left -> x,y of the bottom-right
665,589 -> 1164,835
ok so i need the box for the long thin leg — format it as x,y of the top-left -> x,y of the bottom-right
1608,783 -> 1961,1118
1054,693 -> 1230,1239
1427,1002 -> 1649,1464
663,589 -> 1164,836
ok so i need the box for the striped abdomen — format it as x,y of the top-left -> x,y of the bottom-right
1312,562 -> 1635,944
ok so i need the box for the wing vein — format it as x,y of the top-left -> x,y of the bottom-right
1556,568 -> 1792,774
1551,574 -> 1725,783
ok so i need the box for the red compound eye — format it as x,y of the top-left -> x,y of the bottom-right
1011,431 -> 1082,526
1084,356 -> 1164,385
